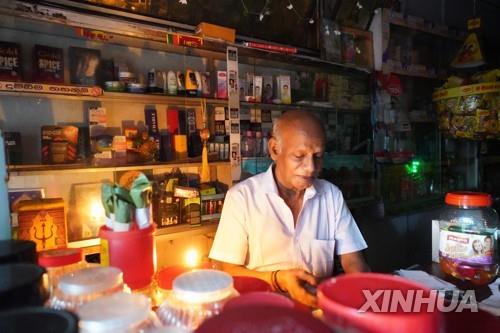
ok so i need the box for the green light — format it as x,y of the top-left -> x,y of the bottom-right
405,160 -> 422,176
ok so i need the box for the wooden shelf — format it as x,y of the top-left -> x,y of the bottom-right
0,89 -> 225,106
8,160 -> 230,175
0,3 -> 372,75
382,64 -> 440,80
241,101 -> 369,113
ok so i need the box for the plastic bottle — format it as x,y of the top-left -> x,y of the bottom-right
439,192 -> 499,285
254,131 -> 262,157
241,131 -> 255,158
167,71 -> 177,95
262,132 -> 269,157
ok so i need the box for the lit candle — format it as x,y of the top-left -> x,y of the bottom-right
184,248 -> 200,268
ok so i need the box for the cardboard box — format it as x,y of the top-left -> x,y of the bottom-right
17,198 -> 66,251
217,71 -> 227,99
196,22 -> 236,43
41,126 -> 79,164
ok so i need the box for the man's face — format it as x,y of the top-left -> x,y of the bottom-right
485,237 -> 492,250
271,124 -> 324,192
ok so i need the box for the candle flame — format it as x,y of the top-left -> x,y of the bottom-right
184,248 -> 200,268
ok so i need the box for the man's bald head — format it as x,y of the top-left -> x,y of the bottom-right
272,110 -> 326,148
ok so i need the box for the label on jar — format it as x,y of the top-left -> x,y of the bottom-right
439,229 -> 494,265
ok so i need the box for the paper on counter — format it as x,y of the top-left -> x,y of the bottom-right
396,270 -> 457,291
479,278 -> 500,317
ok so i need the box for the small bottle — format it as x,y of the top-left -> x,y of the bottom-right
262,132 -> 269,157
254,131 -> 262,157
167,71 -> 177,95
241,131 -> 255,157
147,68 -> 156,92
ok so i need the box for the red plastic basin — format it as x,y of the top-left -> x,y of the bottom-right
232,276 -> 272,294
224,291 -> 294,311
317,273 -> 443,333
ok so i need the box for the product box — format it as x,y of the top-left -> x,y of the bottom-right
167,108 -> 179,134
253,75 -> 263,103
153,177 -> 181,228
69,47 -> 101,85
262,76 -> 274,103
89,107 -> 107,155
17,198 -> 66,251
33,45 -> 64,83
277,75 -> 291,104
195,22 -> 236,43
41,126 -> 79,164
0,41 -> 22,81
181,197 -> 201,225
217,71 -> 227,99
4,131 -> 22,164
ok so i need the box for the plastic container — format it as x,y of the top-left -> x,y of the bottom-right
0,263 -> 48,310
77,292 -> 160,333
224,291 -> 294,310
156,269 -> 238,331
439,191 -> 499,285
195,305 -> 331,333
99,225 -> 155,290
232,276 -> 271,294
317,273 -> 443,333
38,248 -> 87,295
0,307 -> 78,333
47,266 -> 125,312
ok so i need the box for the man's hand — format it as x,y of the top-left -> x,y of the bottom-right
340,250 -> 370,273
276,269 -> 318,308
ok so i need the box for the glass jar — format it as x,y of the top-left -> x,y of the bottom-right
77,292 -> 160,333
47,266 -> 126,311
38,248 -> 87,296
439,191 -> 499,285
156,269 -> 238,331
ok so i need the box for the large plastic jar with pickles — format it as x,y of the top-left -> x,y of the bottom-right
439,191 -> 498,285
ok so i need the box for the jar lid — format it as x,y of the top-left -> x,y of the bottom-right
0,240 -> 36,264
173,269 -> 234,303
78,292 -> 151,332
0,263 -> 46,293
445,191 -> 492,207
0,307 -> 78,333
58,266 -> 122,296
38,248 -> 82,268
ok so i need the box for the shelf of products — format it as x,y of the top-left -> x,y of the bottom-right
0,2 -> 377,257
7,160 -> 231,175
0,1 -> 372,75
370,7 -> 462,79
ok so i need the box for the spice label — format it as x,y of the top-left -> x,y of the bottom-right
0,42 -> 22,81
439,228 -> 494,265
33,45 -> 64,83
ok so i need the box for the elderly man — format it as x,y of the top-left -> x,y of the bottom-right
209,110 -> 369,306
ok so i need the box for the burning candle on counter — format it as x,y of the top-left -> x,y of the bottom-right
184,248 -> 201,268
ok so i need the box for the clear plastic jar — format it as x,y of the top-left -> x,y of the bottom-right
47,266 -> 127,311
439,191 -> 499,285
156,269 -> 238,331
77,292 -> 160,333
38,248 -> 87,296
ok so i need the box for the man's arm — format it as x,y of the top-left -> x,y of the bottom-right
217,261 -> 318,307
339,250 -> 370,273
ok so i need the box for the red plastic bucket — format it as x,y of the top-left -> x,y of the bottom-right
317,273 -> 443,333
99,225 -> 155,290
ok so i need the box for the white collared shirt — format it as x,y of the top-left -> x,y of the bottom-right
209,166 -> 368,278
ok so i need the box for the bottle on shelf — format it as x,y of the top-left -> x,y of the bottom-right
254,131 -> 262,157
262,132 -> 270,157
241,131 -> 255,158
